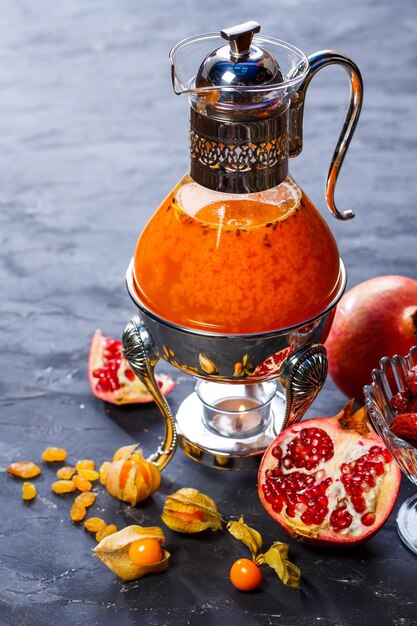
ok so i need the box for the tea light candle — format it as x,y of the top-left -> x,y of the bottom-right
211,397 -> 263,436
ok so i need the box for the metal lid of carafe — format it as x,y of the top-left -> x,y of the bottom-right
195,21 -> 283,89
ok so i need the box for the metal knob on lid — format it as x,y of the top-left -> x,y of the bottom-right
220,21 -> 260,59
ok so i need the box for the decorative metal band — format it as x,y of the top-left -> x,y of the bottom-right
189,106 -> 289,193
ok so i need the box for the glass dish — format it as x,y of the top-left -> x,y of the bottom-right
364,346 -> 417,554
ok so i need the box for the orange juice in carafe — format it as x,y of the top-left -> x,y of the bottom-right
133,175 -> 340,334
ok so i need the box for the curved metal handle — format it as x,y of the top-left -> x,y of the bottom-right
122,316 -> 178,471
290,50 -> 363,220
279,344 -> 328,431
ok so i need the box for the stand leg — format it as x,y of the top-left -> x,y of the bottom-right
279,344 -> 328,431
122,315 -> 177,471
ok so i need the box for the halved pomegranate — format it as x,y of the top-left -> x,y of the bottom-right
88,330 -> 175,405
258,400 -> 401,545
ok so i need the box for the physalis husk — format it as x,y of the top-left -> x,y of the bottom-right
227,517 -> 301,589
161,487 -> 222,533
104,444 -> 161,506
94,525 -> 169,581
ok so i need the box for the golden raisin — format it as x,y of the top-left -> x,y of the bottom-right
22,482 -> 37,501
99,461 -> 110,485
84,517 -> 106,533
70,503 -> 87,522
42,447 -> 68,462
56,466 -> 76,480
51,480 -> 77,494
95,524 -> 118,542
74,491 -> 96,508
75,459 -> 95,472
8,461 -> 41,479
72,475 -> 92,492
77,469 -> 99,481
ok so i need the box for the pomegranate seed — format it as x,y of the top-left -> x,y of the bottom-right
272,500 -> 283,513
272,445 -> 282,459
382,449 -> 392,463
125,369 -> 135,381
369,446 -> 382,454
320,479 -> 332,493
351,495 -> 366,513
330,508 -> 353,531
361,512 -> 376,526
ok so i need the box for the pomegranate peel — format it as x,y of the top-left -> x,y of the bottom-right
258,401 -> 401,545
88,330 -> 175,405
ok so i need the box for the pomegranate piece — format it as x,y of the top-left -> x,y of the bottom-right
390,413 -> 417,447
88,330 -> 175,405
258,400 -> 401,545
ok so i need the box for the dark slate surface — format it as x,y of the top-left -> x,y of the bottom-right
1,1 -> 416,625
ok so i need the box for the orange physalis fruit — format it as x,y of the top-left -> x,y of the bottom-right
128,538 -> 162,566
230,558 -> 263,591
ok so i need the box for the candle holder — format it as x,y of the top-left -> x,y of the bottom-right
197,380 -> 277,439
172,380 -> 281,468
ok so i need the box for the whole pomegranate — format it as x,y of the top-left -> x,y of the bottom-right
88,330 -> 175,405
258,400 -> 401,545
326,275 -> 417,399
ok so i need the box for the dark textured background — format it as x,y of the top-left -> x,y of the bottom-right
1,1 -> 416,625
